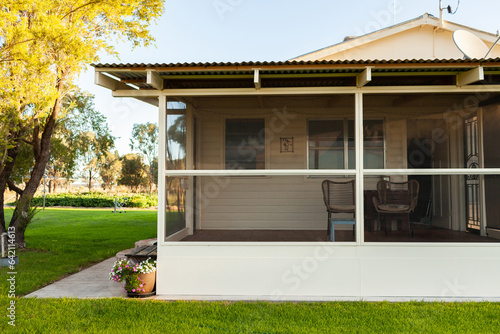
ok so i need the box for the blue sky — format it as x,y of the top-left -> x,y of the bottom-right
76,0 -> 500,155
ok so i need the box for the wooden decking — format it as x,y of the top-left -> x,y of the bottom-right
181,229 -> 498,242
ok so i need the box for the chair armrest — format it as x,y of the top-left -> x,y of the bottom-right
372,196 -> 380,213
410,197 -> 418,212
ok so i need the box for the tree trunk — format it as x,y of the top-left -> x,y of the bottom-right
0,135 -> 23,234
9,160 -> 47,249
88,170 -> 92,192
10,81 -> 65,249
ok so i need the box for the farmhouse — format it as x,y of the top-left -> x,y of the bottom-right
95,13 -> 500,300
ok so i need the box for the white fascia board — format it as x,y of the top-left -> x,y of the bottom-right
442,22 -> 500,43
111,85 -> 500,98
147,70 -> 163,90
364,168 -> 500,175
357,67 -> 372,87
113,90 -> 161,97
165,169 -> 356,177
254,69 -> 261,90
95,72 -> 130,91
457,66 -> 484,87
164,169 -> 500,178
136,97 -> 159,106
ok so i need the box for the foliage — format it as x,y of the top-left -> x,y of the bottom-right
0,208 -> 157,296
99,150 -> 121,190
8,140 -> 33,184
151,157 -> 158,186
118,153 -> 148,192
7,90 -> 114,192
0,0 -> 165,248
110,258 -> 156,293
166,115 -> 186,170
130,122 -> 158,192
1,298 -> 500,333
67,91 -> 115,192
25,192 -> 158,208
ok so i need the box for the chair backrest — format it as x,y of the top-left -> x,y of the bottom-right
376,179 -> 419,211
321,179 -> 355,209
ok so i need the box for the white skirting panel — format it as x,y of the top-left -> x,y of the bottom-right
156,244 -> 500,300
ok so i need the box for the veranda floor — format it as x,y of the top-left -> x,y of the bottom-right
181,228 -> 498,242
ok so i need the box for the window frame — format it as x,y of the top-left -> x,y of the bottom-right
307,118 -> 386,170
223,117 -> 267,170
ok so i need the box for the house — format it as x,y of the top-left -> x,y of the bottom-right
94,13 -> 500,300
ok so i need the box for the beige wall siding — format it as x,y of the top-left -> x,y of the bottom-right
305,25 -> 500,61
195,99 -> 407,230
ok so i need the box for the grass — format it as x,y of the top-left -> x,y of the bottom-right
1,298 -> 500,333
0,208 -> 157,296
1,209 -> 499,333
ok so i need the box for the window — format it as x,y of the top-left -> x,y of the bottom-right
225,118 -> 265,169
308,119 -> 384,169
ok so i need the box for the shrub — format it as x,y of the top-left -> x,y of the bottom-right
27,192 -> 158,208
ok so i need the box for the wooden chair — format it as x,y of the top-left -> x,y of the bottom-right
321,180 -> 355,241
372,179 -> 419,238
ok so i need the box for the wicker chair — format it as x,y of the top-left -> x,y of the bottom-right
321,180 -> 355,241
372,179 -> 419,238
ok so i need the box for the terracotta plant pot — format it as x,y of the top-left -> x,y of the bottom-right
137,271 -> 156,294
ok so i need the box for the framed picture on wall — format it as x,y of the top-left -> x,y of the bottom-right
280,137 -> 294,153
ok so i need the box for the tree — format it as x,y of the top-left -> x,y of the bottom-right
0,1 -> 164,248
118,154 -> 148,193
5,90 -> 112,194
99,150 -> 121,191
46,137 -> 77,193
130,123 -> 158,193
77,132 -> 113,191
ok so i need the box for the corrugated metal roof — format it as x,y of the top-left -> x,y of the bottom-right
94,58 -> 500,91
92,58 -> 500,69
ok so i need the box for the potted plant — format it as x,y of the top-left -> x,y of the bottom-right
109,257 -> 156,297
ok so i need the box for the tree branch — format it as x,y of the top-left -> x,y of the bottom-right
62,1 -> 105,20
33,120 -> 41,161
7,179 -> 23,195
0,38 -> 36,55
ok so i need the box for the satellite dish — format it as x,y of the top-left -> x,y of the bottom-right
453,30 -> 489,59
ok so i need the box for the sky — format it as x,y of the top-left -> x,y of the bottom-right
76,0 -> 500,155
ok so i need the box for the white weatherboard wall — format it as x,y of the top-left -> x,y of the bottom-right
156,244 -> 500,300
194,96 -> 468,231
195,98 -> 406,230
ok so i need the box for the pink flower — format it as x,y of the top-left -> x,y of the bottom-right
139,284 -> 143,288
132,289 -> 135,292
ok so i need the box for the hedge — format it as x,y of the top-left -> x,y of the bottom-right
26,192 -> 158,208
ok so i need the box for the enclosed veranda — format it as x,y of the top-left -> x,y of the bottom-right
95,59 -> 500,299
162,92 -> 500,244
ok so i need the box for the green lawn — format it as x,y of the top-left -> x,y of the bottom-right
1,298 -> 499,333
1,209 -> 500,333
0,208 -> 157,296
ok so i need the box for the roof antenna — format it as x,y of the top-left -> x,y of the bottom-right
439,0 -> 460,26
393,0 -> 396,25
